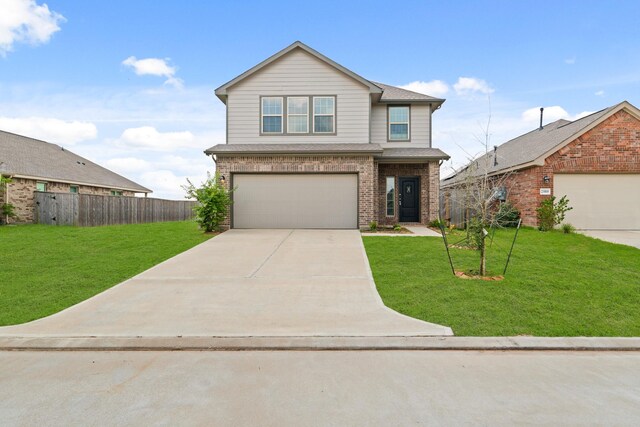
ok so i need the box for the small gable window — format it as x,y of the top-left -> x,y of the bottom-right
389,106 -> 410,141
313,96 -> 335,133
261,97 -> 283,133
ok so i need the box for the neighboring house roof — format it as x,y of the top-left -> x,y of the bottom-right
205,143 -> 449,161
214,41 -> 445,108
442,101 -> 640,187
373,82 -> 445,106
0,130 -> 151,193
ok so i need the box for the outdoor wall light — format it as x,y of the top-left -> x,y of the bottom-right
543,175 -> 550,184
220,175 -> 226,184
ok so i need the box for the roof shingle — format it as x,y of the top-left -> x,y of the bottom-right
442,102 -> 626,185
0,130 -> 151,193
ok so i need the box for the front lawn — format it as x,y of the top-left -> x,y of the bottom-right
0,221 -> 212,326
363,229 -> 640,336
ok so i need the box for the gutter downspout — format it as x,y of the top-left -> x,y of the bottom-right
3,175 -> 12,224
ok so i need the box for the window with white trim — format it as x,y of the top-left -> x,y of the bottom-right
287,97 -> 309,133
389,106 -> 410,141
386,176 -> 395,216
261,97 -> 283,133
36,182 -> 47,192
313,96 -> 335,133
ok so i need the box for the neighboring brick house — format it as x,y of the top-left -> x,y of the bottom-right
441,101 -> 640,230
0,130 -> 151,223
205,41 -> 449,229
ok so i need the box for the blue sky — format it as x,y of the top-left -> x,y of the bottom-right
1,0 -> 639,198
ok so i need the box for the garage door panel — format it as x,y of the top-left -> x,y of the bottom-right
554,174 -> 640,230
232,174 -> 358,229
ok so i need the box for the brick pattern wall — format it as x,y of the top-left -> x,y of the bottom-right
5,178 -> 134,223
376,162 -> 440,226
215,155 -> 376,228
505,109 -> 640,226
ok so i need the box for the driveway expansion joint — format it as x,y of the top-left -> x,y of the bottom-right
1,336 -> 639,352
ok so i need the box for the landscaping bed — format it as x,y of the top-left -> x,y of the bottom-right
363,228 -> 640,336
361,226 -> 413,234
0,221 -> 213,326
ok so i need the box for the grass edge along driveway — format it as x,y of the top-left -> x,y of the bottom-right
0,221 -> 212,326
363,229 -> 640,337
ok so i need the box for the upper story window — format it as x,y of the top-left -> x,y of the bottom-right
261,97 -> 283,133
260,96 -> 336,135
313,96 -> 335,133
287,97 -> 309,133
388,106 -> 410,141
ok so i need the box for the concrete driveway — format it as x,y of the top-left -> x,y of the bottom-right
581,230 -> 640,249
0,229 -> 451,337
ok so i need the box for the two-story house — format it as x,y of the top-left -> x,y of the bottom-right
205,41 -> 449,229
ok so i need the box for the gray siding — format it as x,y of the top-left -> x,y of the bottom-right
226,49 -> 371,144
370,104 -> 432,146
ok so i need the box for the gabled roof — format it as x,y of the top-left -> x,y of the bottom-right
373,82 -> 445,106
215,41 -> 382,102
0,130 -> 151,193
214,41 -> 446,106
442,101 -> 640,186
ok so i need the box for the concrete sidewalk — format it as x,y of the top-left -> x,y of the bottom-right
2,350 -> 639,426
0,229 -> 451,337
581,230 -> 640,249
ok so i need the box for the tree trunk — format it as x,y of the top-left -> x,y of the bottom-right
479,235 -> 486,276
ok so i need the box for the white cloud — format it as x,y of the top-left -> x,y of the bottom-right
122,56 -> 184,88
453,77 -> 494,96
565,57 -> 576,65
139,169 -> 208,200
0,116 -> 97,144
595,90 -> 605,96
399,80 -> 449,97
0,0 -> 65,56
522,106 -> 594,125
105,157 -> 152,174
114,126 -> 198,151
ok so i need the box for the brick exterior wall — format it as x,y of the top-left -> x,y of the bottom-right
376,162 -> 440,226
504,109 -> 640,226
3,178 -> 134,223
215,155 -> 376,229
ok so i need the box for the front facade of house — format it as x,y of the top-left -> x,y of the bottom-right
206,42 -> 449,229
0,130 -> 151,223
441,102 -> 640,230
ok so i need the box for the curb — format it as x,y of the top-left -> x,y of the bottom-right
1,336 -> 640,352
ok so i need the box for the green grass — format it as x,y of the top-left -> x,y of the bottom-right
363,229 -> 640,336
0,221 -> 212,326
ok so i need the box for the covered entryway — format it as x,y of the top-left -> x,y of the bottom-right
554,174 -> 640,230
232,173 -> 358,229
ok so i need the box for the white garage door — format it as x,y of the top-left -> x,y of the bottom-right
554,174 -> 640,230
232,174 -> 358,229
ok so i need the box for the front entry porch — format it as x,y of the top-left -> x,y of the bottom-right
376,162 -> 440,226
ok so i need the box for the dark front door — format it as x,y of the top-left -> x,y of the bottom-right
399,177 -> 420,222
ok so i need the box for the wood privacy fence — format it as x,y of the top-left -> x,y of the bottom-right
34,192 -> 197,226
